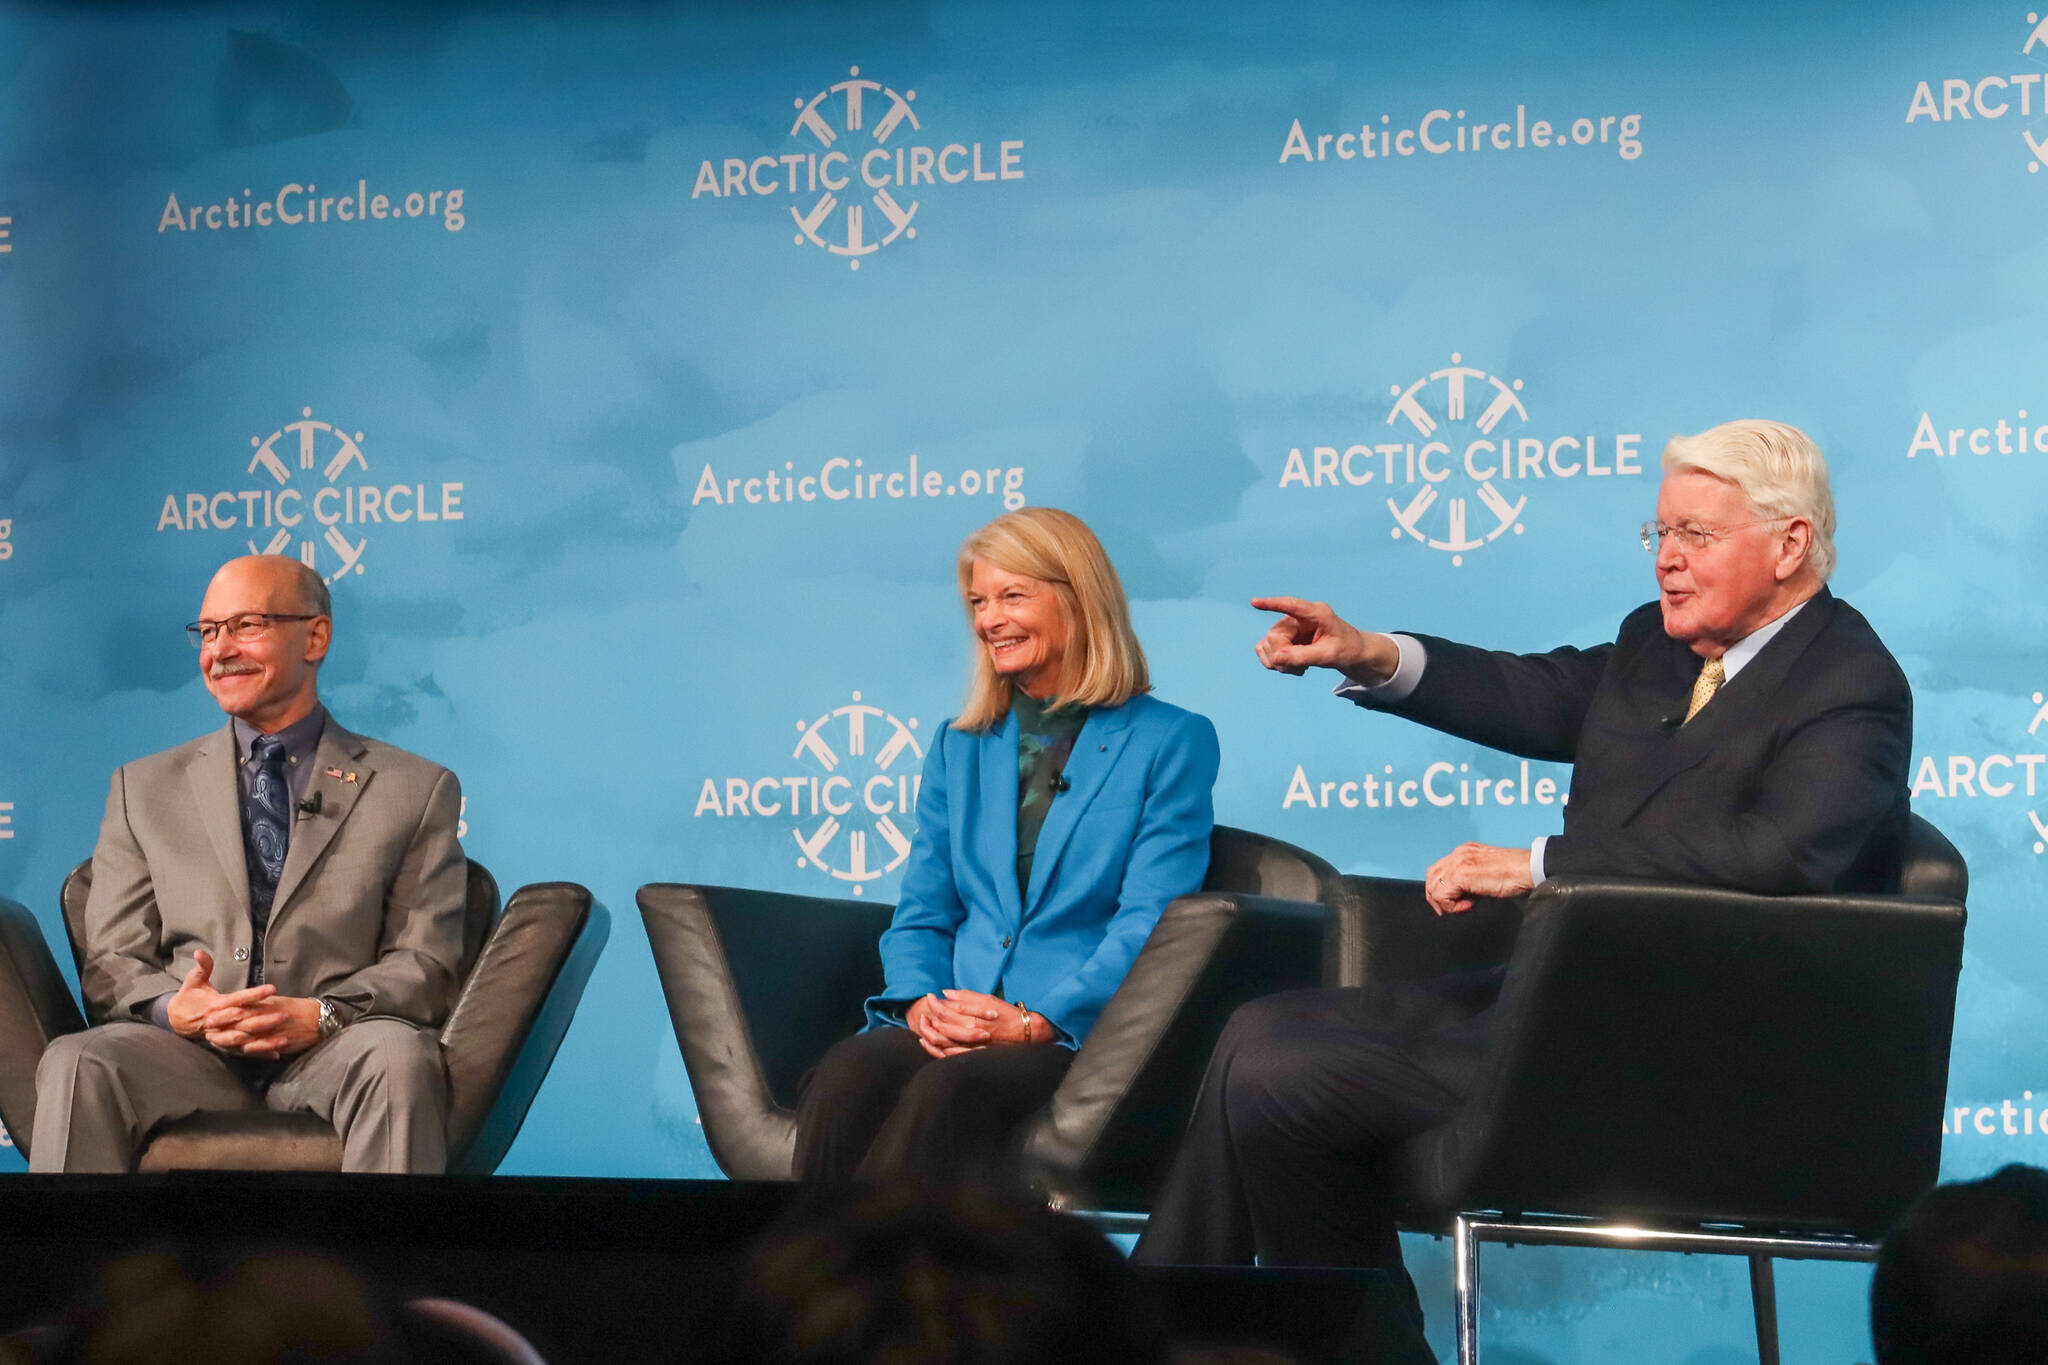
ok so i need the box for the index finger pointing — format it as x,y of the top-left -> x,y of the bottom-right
1249,595 -> 1319,618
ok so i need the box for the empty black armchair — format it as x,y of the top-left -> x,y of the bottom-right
639,824 -> 1341,1211
1340,813 -> 1969,1365
0,860 -> 609,1174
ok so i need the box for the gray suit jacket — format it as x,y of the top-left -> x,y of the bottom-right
78,717 -> 468,1029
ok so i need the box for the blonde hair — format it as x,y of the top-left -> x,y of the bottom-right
1661,419 -> 1838,581
953,508 -> 1150,733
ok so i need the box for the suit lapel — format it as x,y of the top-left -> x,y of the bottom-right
1023,702 -> 1135,916
1703,586 -> 1835,718
978,710 -> 1024,929
1612,589 -> 1837,824
185,723 -> 252,924
269,719 -> 372,925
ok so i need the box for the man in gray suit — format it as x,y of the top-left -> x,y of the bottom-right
31,554 -> 468,1172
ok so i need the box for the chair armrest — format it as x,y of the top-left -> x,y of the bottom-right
1332,874 -> 1522,989
441,883 -> 609,1176
638,884 -> 892,1181
0,896 -> 86,1156
1022,892 -> 1327,1211
1400,877 -> 1967,1232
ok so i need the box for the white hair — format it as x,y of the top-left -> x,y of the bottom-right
1661,419 -> 1837,581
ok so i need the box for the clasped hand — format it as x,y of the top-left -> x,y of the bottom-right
906,990 -> 1050,1059
166,949 -> 323,1058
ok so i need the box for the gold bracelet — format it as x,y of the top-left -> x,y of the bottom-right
1017,1001 -> 1033,1045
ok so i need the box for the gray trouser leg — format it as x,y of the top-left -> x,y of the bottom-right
31,1022 -> 259,1173
266,1018 -> 449,1174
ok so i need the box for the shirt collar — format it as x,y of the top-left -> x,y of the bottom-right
1719,597 -> 1810,683
232,705 -> 328,769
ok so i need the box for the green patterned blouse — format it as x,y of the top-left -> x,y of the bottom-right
1013,690 -> 1089,898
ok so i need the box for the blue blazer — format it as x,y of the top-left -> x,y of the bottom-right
864,691 -> 1219,1048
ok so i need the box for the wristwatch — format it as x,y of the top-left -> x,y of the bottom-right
317,997 -> 343,1043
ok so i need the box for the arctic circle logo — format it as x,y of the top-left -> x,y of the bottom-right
152,406 -> 466,584
789,69 -> 924,265
690,67 -> 1027,269
1276,353 -> 1644,566
693,692 -> 927,895
1382,356 -> 1532,563
1902,12 -> 2048,176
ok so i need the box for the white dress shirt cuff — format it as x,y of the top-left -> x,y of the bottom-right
1530,835 -> 1549,887
1332,634 -> 1427,705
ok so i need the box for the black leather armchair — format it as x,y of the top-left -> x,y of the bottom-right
0,860 -> 610,1174
1336,814 -> 1969,1365
638,825 -> 1341,1212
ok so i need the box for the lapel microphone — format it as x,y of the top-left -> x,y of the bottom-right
1658,712 -> 1685,730
1049,772 -> 1071,794
296,791 -> 324,818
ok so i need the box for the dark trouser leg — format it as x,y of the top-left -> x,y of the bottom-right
794,1027 -> 934,1181
856,1039 -> 1072,1187
1134,987 -> 1464,1270
1136,988 -> 1461,1365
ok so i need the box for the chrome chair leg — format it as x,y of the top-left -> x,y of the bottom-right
1748,1255 -> 1779,1365
1447,1214 -> 1866,1365
1454,1213 -> 1481,1365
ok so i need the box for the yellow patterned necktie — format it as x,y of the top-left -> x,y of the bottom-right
1684,656 -> 1726,723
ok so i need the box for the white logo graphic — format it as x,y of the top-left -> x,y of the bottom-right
1904,12 -> 2048,175
694,692 -> 925,894
689,451 -> 1027,512
0,517 -> 12,561
158,180 -> 466,235
0,801 -> 15,840
1276,353 -> 1643,565
1279,103 -> 1643,166
1904,406 -> 2048,459
457,796 -> 468,841
691,66 -> 1026,269
790,70 -> 922,263
154,407 -> 465,584
1945,1089 -> 2048,1138
1908,691 -> 2048,852
0,213 -> 12,254
1281,758 -> 1565,813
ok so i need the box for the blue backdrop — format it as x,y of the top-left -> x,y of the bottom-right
3,3 -> 2045,1359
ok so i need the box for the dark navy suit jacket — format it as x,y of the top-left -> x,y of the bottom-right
865,692 -> 1219,1047
1369,587 -> 1912,895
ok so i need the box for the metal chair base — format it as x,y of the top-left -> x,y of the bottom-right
1452,1213 -> 1877,1365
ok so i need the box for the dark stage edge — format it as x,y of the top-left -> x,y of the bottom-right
0,1175 -> 1398,1364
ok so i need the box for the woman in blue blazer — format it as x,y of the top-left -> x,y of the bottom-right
794,507 -> 1220,1184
